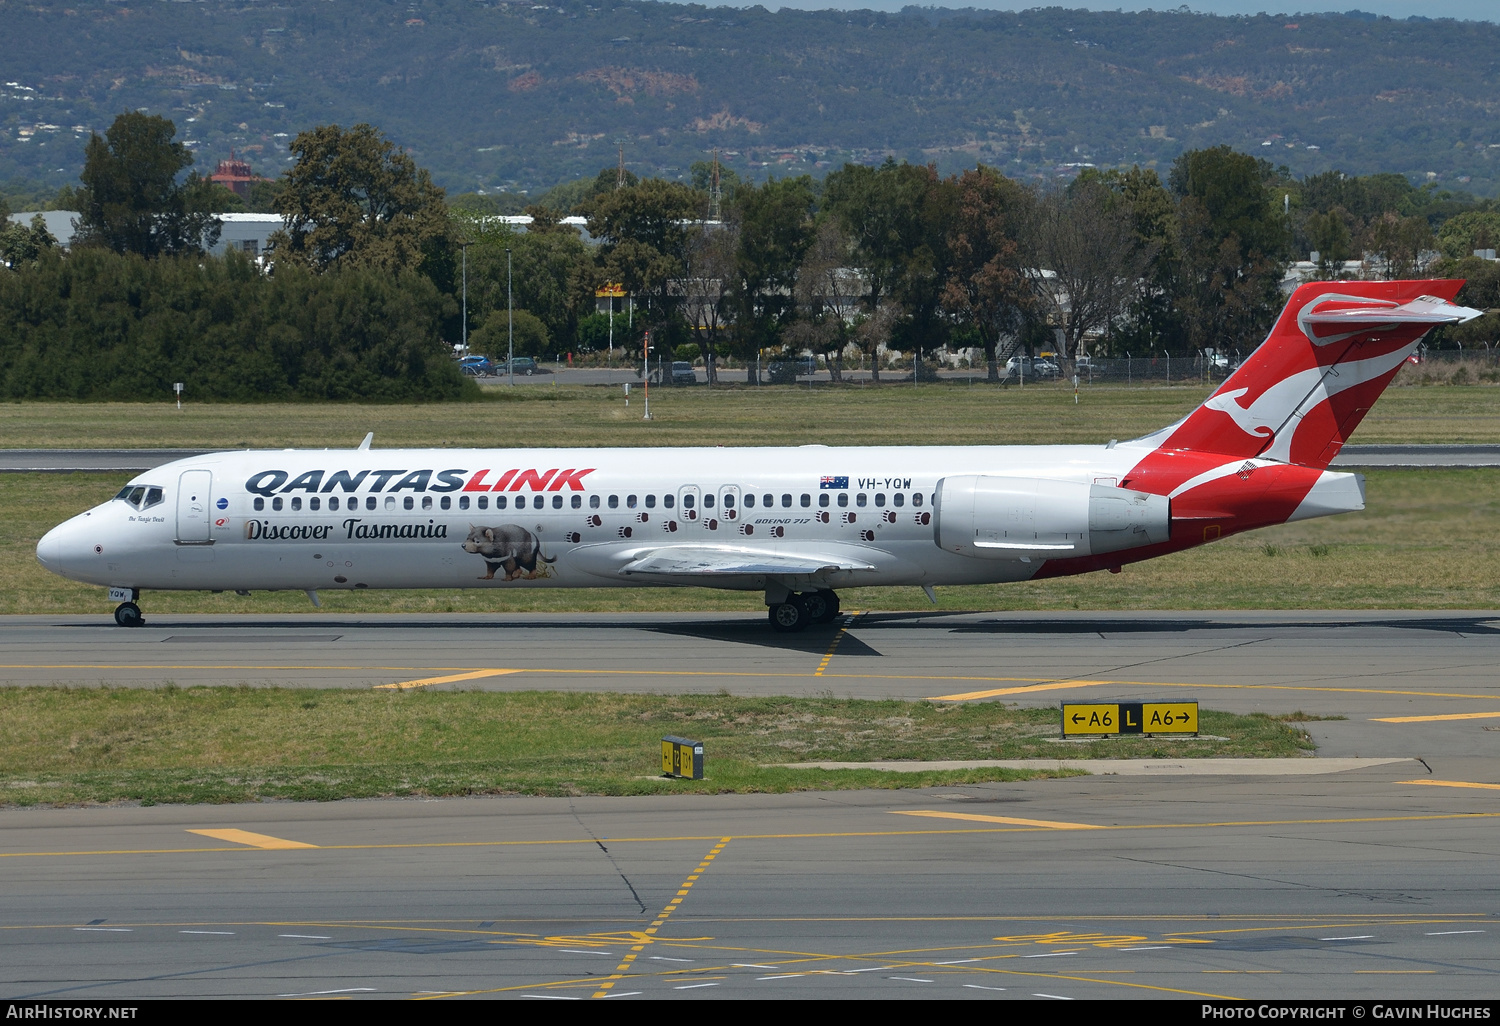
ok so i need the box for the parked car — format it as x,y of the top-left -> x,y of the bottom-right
459,355 -> 495,377
670,361 -> 698,385
1031,358 -> 1061,378
765,356 -> 816,383
499,357 -> 541,376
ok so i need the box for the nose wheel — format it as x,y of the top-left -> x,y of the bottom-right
114,602 -> 144,628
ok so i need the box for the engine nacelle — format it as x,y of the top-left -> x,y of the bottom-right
934,475 -> 1170,560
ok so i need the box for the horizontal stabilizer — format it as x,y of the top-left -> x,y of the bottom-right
1298,293 -> 1482,345
618,546 -> 878,578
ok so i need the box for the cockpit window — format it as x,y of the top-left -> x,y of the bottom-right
116,485 -> 164,510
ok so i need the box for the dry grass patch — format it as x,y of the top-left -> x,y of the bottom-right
0,688 -> 1311,806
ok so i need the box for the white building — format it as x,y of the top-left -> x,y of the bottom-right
6,211 -> 281,257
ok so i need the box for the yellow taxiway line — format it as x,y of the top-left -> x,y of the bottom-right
374,668 -> 522,690
892,811 -> 1097,830
4,811 -> 1498,861
1374,710 -> 1500,723
185,829 -> 318,849
1398,779 -> 1500,792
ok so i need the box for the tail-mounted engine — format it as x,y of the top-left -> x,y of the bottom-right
934,475 -> 1169,560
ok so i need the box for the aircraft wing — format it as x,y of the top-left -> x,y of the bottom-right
617,546 -> 879,578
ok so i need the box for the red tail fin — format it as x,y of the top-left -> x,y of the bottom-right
1153,280 -> 1478,468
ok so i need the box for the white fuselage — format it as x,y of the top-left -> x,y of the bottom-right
37,443 -> 1154,595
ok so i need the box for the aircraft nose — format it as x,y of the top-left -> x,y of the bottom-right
36,515 -> 99,580
35,524 -> 65,571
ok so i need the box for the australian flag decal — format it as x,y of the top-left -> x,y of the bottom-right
820,476 -> 849,489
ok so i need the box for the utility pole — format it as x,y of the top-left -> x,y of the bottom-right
709,148 -> 721,220
642,330 -> 653,420
507,248 -> 514,387
459,240 -> 469,357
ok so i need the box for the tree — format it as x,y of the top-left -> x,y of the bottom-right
579,178 -> 702,370
270,123 -> 451,276
727,177 -> 816,381
1093,167 -> 1184,357
1364,212 -> 1435,279
939,166 -> 1032,381
454,211 -> 595,353
0,214 -> 58,269
790,219 -> 862,383
72,112 -> 223,258
471,308 -> 549,360
680,222 -> 738,384
1032,178 -> 1156,363
1169,146 -> 1290,355
1436,210 -> 1500,259
823,159 -> 935,380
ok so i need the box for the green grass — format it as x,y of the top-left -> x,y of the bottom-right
0,687 -> 1313,807
1,375 -> 1498,450
7,466 -> 1500,614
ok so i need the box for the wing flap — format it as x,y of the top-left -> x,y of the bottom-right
618,546 -> 878,578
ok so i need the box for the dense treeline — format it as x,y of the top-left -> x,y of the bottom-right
4,112 -> 1497,401
0,249 -> 472,402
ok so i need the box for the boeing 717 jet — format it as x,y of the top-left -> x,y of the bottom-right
36,280 -> 1479,631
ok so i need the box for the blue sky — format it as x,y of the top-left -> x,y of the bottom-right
733,1 -> 1495,20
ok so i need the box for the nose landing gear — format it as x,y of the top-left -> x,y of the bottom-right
114,602 -> 144,628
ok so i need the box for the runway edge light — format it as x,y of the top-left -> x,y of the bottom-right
661,736 -> 704,779
1060,701 -> 1199,738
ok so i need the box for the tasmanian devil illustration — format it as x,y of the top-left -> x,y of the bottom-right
461,524 -> 556,581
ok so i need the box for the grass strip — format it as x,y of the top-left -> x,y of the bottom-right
0,688 -> 1313,807
8,467 -> 1500,614
2,377 -> 1499,450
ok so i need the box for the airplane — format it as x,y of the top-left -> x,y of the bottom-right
36,279 -> 1480,632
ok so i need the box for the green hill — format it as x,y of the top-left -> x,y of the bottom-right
2,0 -> 1497,198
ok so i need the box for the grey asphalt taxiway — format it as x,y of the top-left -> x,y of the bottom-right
3,609 -> 1498,1000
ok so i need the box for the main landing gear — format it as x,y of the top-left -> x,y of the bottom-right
114,602 -> 144,628
767,589 -> 840,633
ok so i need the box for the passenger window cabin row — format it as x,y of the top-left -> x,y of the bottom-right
248,490 -> 930,513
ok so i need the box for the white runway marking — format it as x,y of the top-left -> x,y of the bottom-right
558,949 -> 613,955
1427,930 -> 1484,936
1034,993 -> 1074,1000
277,988 -> 375,997
73,927 -> 131,932
674,982 -> 719,990
965,984 -> 1008,991
278,933 -> 332,939
179,930 -> 235,935
1321,935 -> 1374,941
